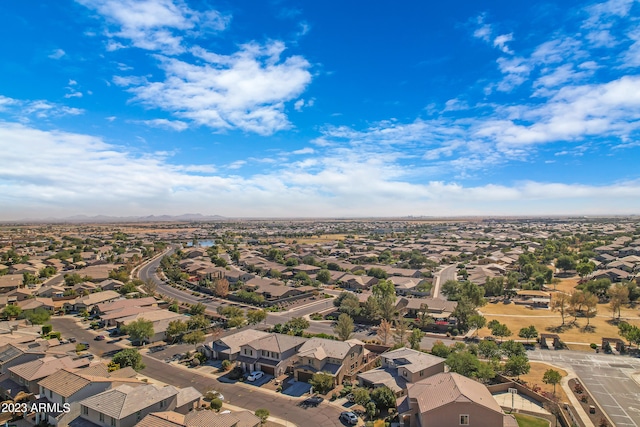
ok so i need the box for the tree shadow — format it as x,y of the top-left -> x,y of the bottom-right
580,325 -> 596,333
546,323 -> 574,333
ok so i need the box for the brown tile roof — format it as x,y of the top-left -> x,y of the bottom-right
408,372 -> 503,414
138,412 -> 186,427
9,356 -> 88,381
80,384 -> 179,419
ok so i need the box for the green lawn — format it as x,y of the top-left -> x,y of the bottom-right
514,413 -> 550,427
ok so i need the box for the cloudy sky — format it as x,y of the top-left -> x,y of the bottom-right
2,0 -> 640,220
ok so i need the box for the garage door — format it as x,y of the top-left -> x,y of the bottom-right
297,371 -> 314,383
260,365 -> 275,375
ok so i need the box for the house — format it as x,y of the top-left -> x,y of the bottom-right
5,356 -> 90,397
0,343 -> 47,374
515,290 -> 551,308
35,366 -> 141,426
64,290 -> 120,313
237,333 -> 307,376
116,310 -> 189,343
396,298 -> 457,319
357,347 -> 445,395
79,383 -> 201,427
396,372 -> 518,427
202,329 -> 271,361
293,338 -> 366,385
138,409 -> 261,427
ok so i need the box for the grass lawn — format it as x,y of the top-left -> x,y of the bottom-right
514,413 -> 550,427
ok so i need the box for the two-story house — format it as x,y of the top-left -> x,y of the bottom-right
79,383 -> 201,427
357,347 -> 445,395
202,329 -> 270,361
35,365 -> 141,426
293,338 -> 367,386
236,333 -> 306,377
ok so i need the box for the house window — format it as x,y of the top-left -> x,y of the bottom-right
420,370 -> 424,377
62,396 -> 65,404
100,413 -> 104,422
160,399 -> 164,408
49,390 -> 52,398
82,406 -> 88,415
460,414 -> 469,425
111,417 -> 116,426
137,411 -> 142,421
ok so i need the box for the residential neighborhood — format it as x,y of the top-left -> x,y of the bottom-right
0,218 -> 640,427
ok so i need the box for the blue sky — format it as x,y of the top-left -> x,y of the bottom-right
2,0 -> 640,219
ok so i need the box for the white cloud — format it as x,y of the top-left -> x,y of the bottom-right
78,0 -> 230,54
227,160 -> 246,169
443,98 -> 469,112
493,33 -> 514,54
0,95 -> 84,120
116,41 -> 312,135
292,147 -> 314,155
48,49 -> 66,59
136,118 -> 188,131
106,116 -> 117,122
294,99 -> 305,112
3,121 -> 640,219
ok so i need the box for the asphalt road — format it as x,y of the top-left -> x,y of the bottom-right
432,264 -> 457,299
50,317 -> 346,427
529,349 -> 640,427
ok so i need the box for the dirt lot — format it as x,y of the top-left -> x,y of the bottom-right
478,299 -> 639,346
519,362 -> 569,404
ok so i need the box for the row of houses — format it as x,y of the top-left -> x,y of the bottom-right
204,329 -> 517,427
0,327 -> 259,427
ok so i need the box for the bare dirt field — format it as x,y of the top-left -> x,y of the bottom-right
478,300 -> 639,346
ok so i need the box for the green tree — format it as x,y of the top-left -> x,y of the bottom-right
576,261 -> 596,278
371,386 -> 395,411
477,340 -> 500,360
408,328 -> 424,350
183,330 -> 205,350
334,313 -> 354,341
190,303 -> 207,315
112,348 -> 145,371
122,318 -> 154,345
468,314 -> 486,336
247,309 -> 267,325
187,314 -> 209,331
518,326 -> 538,344
556,255 -> 576,273
446,351 -> 481,378
3,305 -> 22,319
363,295 -> 380,320
316,269 -> 331,284
25,308 -> 51,325
309,372 -> 334,394
490,322 -> 511,343
609,283 -> 630,319
255,409 -> 270,424
501,340 -> 526,358
352,387 -> 371,407
209,398 -> 223,411
431,340 -> 451,358
416,303 -> 434,329
287,317 -> 310,334
543,369 -> 562,396
504,355 -> 530,380
166,319 -> 187,344
338,293 -> 362,317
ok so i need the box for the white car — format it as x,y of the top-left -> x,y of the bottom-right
247,371 -> 264,382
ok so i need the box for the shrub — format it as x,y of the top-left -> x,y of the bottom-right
599,418 -> 609,427
590,343 -> 598,350
209,398 -> 222,411
255,409 -> 269,424
221,360 -> 232,371
580,395 -> 588,403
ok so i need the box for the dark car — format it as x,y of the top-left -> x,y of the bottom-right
94,335 -> 106,341
68,337 -> 77,343
340,412 -> 358,425
300,395 -> 323,408
79,342 -> 90,349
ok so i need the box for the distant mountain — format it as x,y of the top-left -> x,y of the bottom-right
3,213 -> 227,223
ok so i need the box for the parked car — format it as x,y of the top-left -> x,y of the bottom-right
79,342 -> 90,348
68,337 -> 77,343
340,412 -> 358,425
247,371 -> 264,382
94,335 -> 106,341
